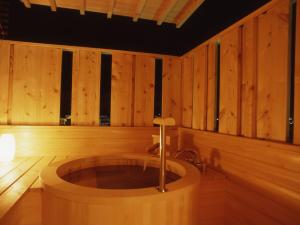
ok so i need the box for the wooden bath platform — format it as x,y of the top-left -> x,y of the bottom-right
0,156 -> 227,225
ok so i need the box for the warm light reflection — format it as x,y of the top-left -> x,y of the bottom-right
0,134 -> 16,162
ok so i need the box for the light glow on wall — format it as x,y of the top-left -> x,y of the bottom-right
0,134 -> 16,162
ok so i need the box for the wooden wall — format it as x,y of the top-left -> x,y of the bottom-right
180,0 -> 297,144
295,0 -> 300,145
179,127 -> 300,225
0,126 -> 178,156
178,1 -> 300,225
0,40 -> 181,127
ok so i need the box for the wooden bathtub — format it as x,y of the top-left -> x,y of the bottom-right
40,153 -> 201,225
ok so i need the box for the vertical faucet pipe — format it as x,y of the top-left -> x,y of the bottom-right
158,124 -> 166,192
153,117 -> 175,193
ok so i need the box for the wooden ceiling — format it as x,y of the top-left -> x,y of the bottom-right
21,0 -> 205,28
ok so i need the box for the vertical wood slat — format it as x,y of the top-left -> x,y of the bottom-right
206,43 -> 216,131
294,0 -> 300,144
219,27 -> 242,135
134,55 -> 155,126
162,57 -> 182,126
71,50 -> 100,126
111,53 -> 134,126
0,42 -> 10,124
257,0 -> 290,141
181,55 -> 194,128
11,45 -> 62,125
192,45 -> 208,130
241,18 -> 258,138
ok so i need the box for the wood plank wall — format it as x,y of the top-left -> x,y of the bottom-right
294,0 -> 300,145
11,45 -> 62,125
256,0 -> 289,141
0,40 -> 181,127
0,42 -> 10,124
181,0 -> 297,144
162,57 -> 182,126
0,126 -> 178,156
179,127 -> 300,225
72,50 -> 100,126
134,55 -> 155,126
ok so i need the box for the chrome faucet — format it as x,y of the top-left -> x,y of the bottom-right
174,148 -> 206,172
153,117 -> 175,193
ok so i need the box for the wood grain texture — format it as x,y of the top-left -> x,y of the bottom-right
206,43 -> 216,131
241,19 -> 258,138
0,42 -> 10,124
179,127 -> 300,221
219,27 -> 241,135
225,180 -> 300,225
192,45 -> 208,130
134,55 -> 155,126
0,126 -> 178,156
40,154 -> 225,225
162,57 -> 182,126
71,50 -> 100,126
10,45 -> 62,125
181,55 -> 194,128
257,0 -> 289,141
294,0 -> 300,145
111,53 -> 134,126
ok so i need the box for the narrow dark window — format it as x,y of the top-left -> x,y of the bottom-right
60,50 -> 73,125
287,0 -> 297,142
214,41 -> 221,131
100,54 -> 112,126
154,58 -> 163,118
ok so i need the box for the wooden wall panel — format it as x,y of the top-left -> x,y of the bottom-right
181,55 -> 194,128
162,57 -> 182,126
134,55 -> 155,126
192,46 -> 208,130
206,43 -> 216,131
257,0 -> 289,141
111,53 -> 134,126
241,19 -> 257,138
219,27 -> 241,135
71,50 -> 100,126
294,0 -> 300,145
225,181 -> 300,225
0,126 -> 178,156
0,42 -> 10,124
179,128 -> 300,225
11,45 -> 62,125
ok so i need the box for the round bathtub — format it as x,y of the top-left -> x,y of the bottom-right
41,153 -> 201,225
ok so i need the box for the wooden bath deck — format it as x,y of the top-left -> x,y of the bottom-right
0,156 -> 68,223
0,156 -> 226,225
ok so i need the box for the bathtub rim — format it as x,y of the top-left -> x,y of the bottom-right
40,153 -> 201,203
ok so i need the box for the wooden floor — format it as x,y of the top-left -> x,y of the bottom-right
0,156 -> 227,225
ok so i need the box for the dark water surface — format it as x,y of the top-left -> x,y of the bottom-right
62,165 -> 181,189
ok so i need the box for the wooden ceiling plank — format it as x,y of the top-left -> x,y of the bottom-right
107,0 -> 117,19
80,0 -> 86,15
133,0 -> 147,22
175,0 -> 205,28
22,0 -> 31,8
49,0 -> 57,12
154,0 -> 178,25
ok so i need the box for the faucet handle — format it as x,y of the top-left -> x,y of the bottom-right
153,117 -> 175,126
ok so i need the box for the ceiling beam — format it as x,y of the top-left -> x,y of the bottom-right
22,0 -> 31,8
107,0 -> 117,19
80,0 -> 86,15
154,0 -> 178,25
175,0 -> 205,28
49,0 -> 57,11
133,0 -> 147,22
